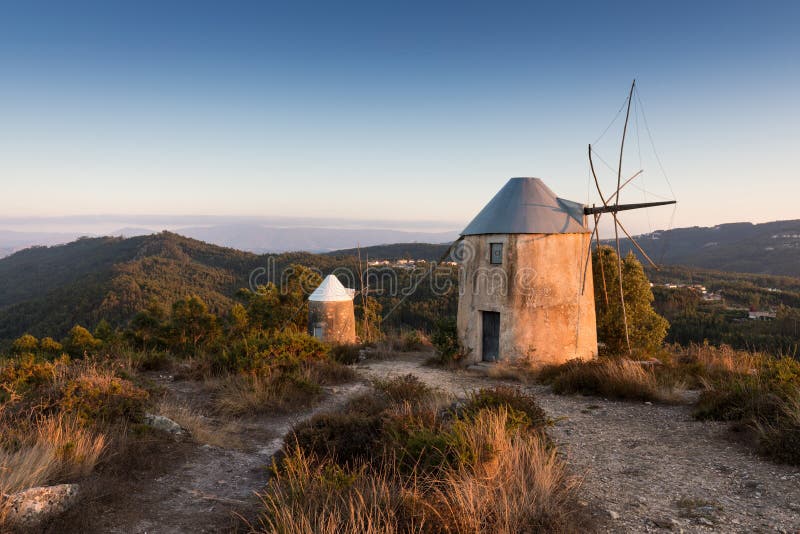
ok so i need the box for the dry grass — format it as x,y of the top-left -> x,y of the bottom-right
431,409 -> 582,533
157,400 -> 244,449
539,358 -> 674,403
1,413 -> 106,524
215,372 -> 323,416
755,393 -> 800,465
255,408 -> 585,534
485,360 -> 537,382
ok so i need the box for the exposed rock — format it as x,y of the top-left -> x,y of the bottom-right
144,414 -> 184,435
5,484 -> 79,528
607,509 -> 620,520
651,517 -> 679,529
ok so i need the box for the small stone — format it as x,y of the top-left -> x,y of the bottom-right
144,414 -> 184,435
697,517 -> 714,526
652,517 -> 678,529
607,510 -> 620,520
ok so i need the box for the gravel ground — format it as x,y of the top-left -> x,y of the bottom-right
358,353 -> 800,534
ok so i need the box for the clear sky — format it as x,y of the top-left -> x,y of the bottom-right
0,0 -> 798,234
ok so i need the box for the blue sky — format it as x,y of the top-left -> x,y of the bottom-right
0,0 -> 798,234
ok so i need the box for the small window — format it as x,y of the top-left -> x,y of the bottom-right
490,243 -> 503,264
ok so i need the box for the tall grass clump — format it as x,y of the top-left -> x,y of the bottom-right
255,376 -> 586,533
538,358 -> 671,402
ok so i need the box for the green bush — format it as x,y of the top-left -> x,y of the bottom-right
0,354 -> 63,403
63,325 -> 102,356
460,386 -> 549,430
329,344 -> 361,365
11,334 -> 39,354
757,396 -> 800,465
60,370 -> 149,425
290,411 -> 384,467
430,319 -> 463,364
374,374 -> 434,405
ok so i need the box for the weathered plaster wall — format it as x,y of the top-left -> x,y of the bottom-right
308,300 -> 356,344
456,233 -> 597,365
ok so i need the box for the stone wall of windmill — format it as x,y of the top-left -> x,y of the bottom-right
456,178 -> 598,366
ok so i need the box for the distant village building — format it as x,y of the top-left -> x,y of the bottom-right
456,178 -> 598,365
748,310 -> 776,321
307,275 -> 357,344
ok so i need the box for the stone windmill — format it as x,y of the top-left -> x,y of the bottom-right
457,80 -> 675,365
307,274 -> 357,344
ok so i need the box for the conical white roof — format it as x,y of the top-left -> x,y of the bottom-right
461,178 -> 588,235
308,274 -> 356,302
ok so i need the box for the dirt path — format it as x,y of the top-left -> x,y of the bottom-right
358,353 -> 800,534
61,376 -> 367,534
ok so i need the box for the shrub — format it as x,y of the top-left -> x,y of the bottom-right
40,337 -> 64,355
374,374 -> 435,405
290,411 -> 384,467
216,372 -> 323,416
386,330 -> 428,352
430,319 -> 464,364
0,354 -> 62,403
11,334 -> 39,355
460,386 -> 549,430
60,369 -> 148,425
63,325 -> 102,357
540,358 -> 669,402
257,409 -> 584,534
692,374 -> 786,422
329,344 -> 361,365
756,394 -> 800,465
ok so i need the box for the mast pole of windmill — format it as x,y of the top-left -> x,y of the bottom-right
612,79 -> 636,355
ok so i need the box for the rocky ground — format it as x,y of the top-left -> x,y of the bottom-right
43,351 -> 800,533
359,353 -> 800,534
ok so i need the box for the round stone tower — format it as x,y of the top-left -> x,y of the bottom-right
308,274 -> 357,344
457,177 -> 598,366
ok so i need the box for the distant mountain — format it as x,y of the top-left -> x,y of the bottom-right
0,230 -> 85,258
330,220 -> 800,278
175,224 -> 459,253
612,220 -> 800,277
0,224 -> 459,256
327,242 -> 452,261
0,233 -> 261,341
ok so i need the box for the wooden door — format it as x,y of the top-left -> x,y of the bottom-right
482,311 -> 500,362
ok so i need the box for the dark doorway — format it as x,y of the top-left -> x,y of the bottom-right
482,311 -> 500,362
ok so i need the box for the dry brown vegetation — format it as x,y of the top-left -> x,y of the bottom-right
156,400 -> 244,449
535,343 -> 800,465
252,377 -> 587,533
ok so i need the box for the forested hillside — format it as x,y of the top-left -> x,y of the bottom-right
326,242 -> 451,261
614,219 -> 800,276
0,233 -> 430,343
0,233 -> 263,341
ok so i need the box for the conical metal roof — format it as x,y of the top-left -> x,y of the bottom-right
308,274 -> 356,302
461,178 -> 588,235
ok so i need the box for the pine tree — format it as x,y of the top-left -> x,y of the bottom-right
593,246 -> 669,354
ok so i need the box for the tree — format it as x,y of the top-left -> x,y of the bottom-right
39,337 -> 64,355
93,319 -> 116,344
593,246 -> 669,355
11,333 -> 39,354
63,325 -> 102,356
227,303 -> 250,336
169,296 -> 219,352
355,296 -> 382,342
